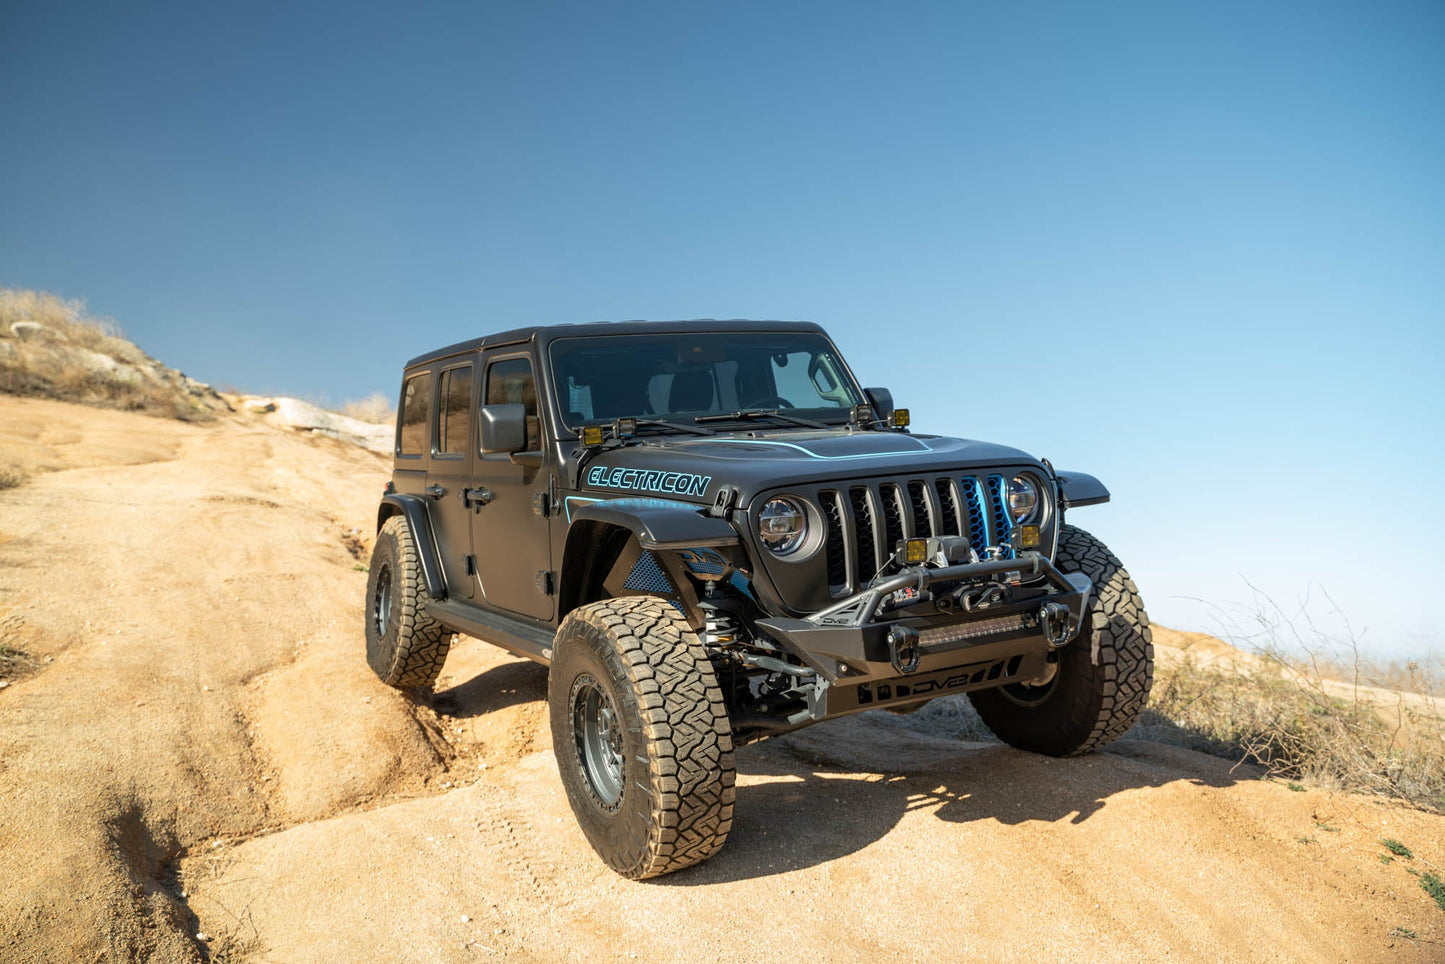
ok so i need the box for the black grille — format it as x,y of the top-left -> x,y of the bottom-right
933,479 -> 960,536
819,489 -> 848,591
817,473 -> 1025,596
849,487 -> 879,584
880,483 -> 906,554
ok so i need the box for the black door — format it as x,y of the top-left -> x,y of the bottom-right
470,351 -> 554,620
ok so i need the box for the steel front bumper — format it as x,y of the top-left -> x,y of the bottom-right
755,552 -> 1092,707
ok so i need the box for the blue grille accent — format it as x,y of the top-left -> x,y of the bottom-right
623,552 -> 673,593
986,474 -> 1015,559
960,477 -> 989,556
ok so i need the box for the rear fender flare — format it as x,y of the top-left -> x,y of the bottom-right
377,493 -> 448,599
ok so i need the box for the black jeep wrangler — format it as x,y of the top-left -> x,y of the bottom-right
366,320 -> 1153,878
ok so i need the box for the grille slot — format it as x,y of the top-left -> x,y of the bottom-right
819,490 -> 849,592
880,483 -> 907,551
933,479 -> 961,536
849,487 -> 879,584
815,471 -> 1027,595
906,481 -> 932,537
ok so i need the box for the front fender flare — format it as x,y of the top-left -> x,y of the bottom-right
566,498 -> 740,550
377,493 -> 448,599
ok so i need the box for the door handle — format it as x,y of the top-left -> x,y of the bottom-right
425,484 -> 445,499
463,486 -> 494,508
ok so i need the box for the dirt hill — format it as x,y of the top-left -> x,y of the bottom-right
1,393 -> 1442,962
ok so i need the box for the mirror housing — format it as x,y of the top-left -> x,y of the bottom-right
863,387 -> 894,421
479,404 -> 527,454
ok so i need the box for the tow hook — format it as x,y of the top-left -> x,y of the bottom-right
888,625 -> 921,675
1041,602 -> 1073,647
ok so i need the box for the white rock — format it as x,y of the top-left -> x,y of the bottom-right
10,320 -> 66,342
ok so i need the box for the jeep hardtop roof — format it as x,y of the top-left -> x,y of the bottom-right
404,319 -> 825,370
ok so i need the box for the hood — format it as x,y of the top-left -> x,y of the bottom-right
576,430 -> 1038,504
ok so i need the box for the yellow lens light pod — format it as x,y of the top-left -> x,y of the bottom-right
1018,524 -> 1041,549
581,426 -> 604,446
903,538 -> 928,564
891,409 -> 910,427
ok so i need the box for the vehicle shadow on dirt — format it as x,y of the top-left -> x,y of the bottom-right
661,710 -> 1257,886
430,660 -> 548,719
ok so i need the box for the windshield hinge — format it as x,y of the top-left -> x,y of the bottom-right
707,484 -> 741,519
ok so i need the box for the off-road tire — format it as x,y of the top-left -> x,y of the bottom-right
365,516 -> 451,688
549,597 -> 736,879
968,524 -> 1153,756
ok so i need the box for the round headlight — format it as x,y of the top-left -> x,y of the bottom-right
759,497 -> 808,555
1007,475 -> 1040,523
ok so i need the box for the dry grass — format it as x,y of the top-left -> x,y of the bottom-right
340,392 -> 395,425
0,288 -> 224,422
1144,644 -> 1444,812
0,466 -> 26,490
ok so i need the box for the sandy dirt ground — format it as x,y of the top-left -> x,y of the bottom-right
1,395 -> 1442,963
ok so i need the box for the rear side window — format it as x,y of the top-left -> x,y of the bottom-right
485,357 -> 541,451
398,373 -> 431,456
437,365 -> 472,456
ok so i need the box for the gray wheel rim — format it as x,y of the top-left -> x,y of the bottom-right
372,562 -> 393,638
572,675 -> 624,806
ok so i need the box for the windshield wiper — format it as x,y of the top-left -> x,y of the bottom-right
694,408 -> 833,430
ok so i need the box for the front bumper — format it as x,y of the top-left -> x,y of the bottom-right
755,552 -> 1092,689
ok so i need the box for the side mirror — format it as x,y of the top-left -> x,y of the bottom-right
479,404 -> 527,453
863,387 -> 894,421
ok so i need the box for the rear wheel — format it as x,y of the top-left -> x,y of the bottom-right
968,525 -> 1153,756
549,597 -> 735,879
365,516 -> 451,688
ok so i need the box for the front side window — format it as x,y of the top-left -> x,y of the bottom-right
549,331 -> 863,429
485,357 -> 540,451
398,372 -> 431,456
437,365 -> 472,456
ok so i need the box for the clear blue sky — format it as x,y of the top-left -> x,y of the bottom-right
3,1 -> 1442,658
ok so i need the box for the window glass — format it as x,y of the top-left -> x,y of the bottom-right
398,373 -> 431,456
548,332 -> 862,428
437,366 -> 472,456
485,357 -> 540,451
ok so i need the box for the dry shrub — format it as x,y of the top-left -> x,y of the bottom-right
0,466 -> 26,489
340,392 -> 396,425
0,287 -> 223,422
1144,637 -> 1445,812
0,289 -> 144,363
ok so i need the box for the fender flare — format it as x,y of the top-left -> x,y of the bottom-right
376,493 -> 448,599
559,499 -> 741,617
1055,471 -> 1110,509
567,498 -> 741,550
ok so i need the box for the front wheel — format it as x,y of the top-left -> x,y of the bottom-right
549,597 -> 735,879
968,524 -> 1154,756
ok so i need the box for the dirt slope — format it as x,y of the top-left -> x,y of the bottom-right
1,395 -> 1441,962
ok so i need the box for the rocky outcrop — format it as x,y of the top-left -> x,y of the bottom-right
0,313 -> 231,422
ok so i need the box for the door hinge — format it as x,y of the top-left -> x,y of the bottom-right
463,486 -> 494,509
532,491 -> 552,517
536,570 -> 555,595
465,554 -> 477,576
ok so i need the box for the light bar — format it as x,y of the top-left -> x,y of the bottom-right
918,613 -> 1027,647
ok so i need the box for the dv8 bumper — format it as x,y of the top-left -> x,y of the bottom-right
755,552 -> 1092,692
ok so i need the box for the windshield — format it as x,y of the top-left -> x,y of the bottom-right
549,331 -> 864,430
